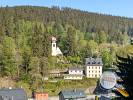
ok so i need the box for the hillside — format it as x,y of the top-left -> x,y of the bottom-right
0,6 -> 133,97
0,6 -> 133,35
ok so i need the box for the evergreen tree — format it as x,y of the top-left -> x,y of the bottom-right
99,31 -> 107,43
31,23 -> 50,57
116,53 -> 133,99
65,26 -> 77,56
2,36 -> 17,77
116,44 -> 133,99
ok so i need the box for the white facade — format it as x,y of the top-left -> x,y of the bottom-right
51,37 -> 62,56
85,57 -> 103,78
64,74 -> 83,80
68,69 -> 83,75
64,68 -> 83,80
85,65 -> 102,78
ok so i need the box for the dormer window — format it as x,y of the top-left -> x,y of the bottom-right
98,62 -> 100,64
88,62 -> 90,64
92,61 -> 96,64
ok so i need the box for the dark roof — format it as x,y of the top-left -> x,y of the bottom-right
69,67 -> 83,71
59,89 -> 86,99
0,88 -> 27,100
85,57 -> 103,66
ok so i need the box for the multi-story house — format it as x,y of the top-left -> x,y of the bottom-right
85,57 -> 103,78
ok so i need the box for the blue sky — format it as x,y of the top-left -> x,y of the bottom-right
1,0 -> 133,18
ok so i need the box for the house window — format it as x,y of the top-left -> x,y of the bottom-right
95,75 -> 97,77
95,67 -> 97,69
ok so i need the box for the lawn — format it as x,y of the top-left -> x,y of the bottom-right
43,78 -> 98,96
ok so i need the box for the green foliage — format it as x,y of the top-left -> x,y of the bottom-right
2,36 -> 17,77
65,26 -> 77,56
84,32 -> 92,40
79,40 -> 87,48
21,45 -> 31,75
16,81 -> 32,97
86,40 -> 98,57
39,57 -> 49,77
116,45 -> 133,99
101,49 -> 112,68
48,57 -> 57,69
67,56 -> 81,64
0,6 -> 132,96
31,22 -> 50,57
29,57 -> 39,74
99,31 -> 107,43
44,78 -> 97,96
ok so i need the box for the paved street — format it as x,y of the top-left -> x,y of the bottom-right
48,95 -> 96,100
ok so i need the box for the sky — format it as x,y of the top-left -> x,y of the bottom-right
1,0 -> 133,18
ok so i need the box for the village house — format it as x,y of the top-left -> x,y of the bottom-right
0,88 -> 27,100
49,70 -> 61,78
59,89 -> 86,100
63,67 -> 84,80
85,57 -> 103,78
68,67 -> 83,75
49,69 -> 67,78
34,92 -> 48,100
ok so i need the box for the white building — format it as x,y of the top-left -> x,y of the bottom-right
68,68 -> 83,75
85,57 -> 103,78
64,74 -> 83,80
64,68 -> 83,80
51,37 -> 62,56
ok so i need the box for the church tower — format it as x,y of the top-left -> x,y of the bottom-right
51,37 -> 57,56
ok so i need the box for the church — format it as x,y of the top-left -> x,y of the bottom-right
51,37 -> 62,56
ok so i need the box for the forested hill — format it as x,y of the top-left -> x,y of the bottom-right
0,6 -> 133,37
0,6 -> 133,96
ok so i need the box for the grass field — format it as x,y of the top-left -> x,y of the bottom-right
42,78 -> 98,96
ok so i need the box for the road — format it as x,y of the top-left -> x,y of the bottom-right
48,95 -> 96,100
